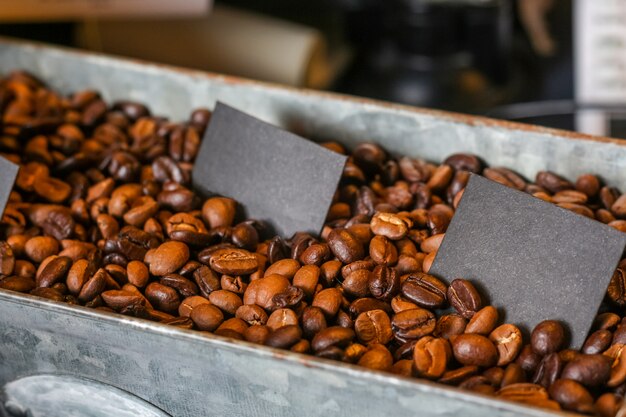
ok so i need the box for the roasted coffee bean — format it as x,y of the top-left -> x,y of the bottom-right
357,344 -> 393,371
243,274 -> 290,310
370,212 -> 409,240
608,268 -> 626,306
77,268 -> 108,302
582,329 -> 612,354
209,290 -> 243,315
312,326 -> 355,352
517,344 -> 543,374
209,248 -> 258,275
439,365 -> 480,385
202,197 -> 236,228
605,344 -> 626,387
434,314 -> 467,339
451,334 -> 498,367
193,265 -> 220,298
145,282 -> 180,314
368,236 -> 398,266
348,297 -> 393,318
302,306 -> 327,339
401,272 -> 447,309
25,236 -> 59,263
292,264 -> 320,298
0,276 -> 35,292
312,287 -> 343,318
536,171 -> 573,193
354,309 -> 393,345
266,325 -> 302,349
531,320 -> 565,356
101,290 -> 145,312
532,353 -> 562,388
465,306 -> 498,335
447,279 -> 481,319
0,241 -> 15,276
391,308 -> 436,342
178,295 -> 210,318
190,303 -> 224,331
327,229 -> 364,264
444,154 -> 482,174
368,265 -> 399,301
160,274 -> 198,298
342,269 -> 371,298
489,324 -> 523,366
549,379 -> 594,414
413,336 -> 450,379
236,304 -> 268,326
299,243 -> 331,266
126,260 -> 149,288
145,241 -> 189,276
36,256 -> 71,288
560,354 -> 611,388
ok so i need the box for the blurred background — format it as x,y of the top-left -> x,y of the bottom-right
1,0 -> 624,138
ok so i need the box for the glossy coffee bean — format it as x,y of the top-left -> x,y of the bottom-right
531,320 -> 565,356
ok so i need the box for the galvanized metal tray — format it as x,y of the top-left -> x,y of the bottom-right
0,38 -> 622,417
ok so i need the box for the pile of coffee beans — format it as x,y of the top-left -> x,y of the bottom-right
1,70 -> 626,416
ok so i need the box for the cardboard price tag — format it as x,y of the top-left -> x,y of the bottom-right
0,157 -> 18,217
430,175 -> 626,348
192,102 -> 347,238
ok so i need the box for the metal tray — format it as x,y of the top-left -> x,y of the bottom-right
0,38 -> 622,417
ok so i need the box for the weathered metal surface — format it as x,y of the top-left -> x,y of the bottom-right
0,38 -> 622,417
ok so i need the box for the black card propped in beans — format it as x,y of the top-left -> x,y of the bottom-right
0,156 -> 18,216
192,102 -> 348,237
430,174 -> 626,348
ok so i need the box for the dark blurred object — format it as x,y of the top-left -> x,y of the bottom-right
0,22 -> 74,45
333,0 -> 511,111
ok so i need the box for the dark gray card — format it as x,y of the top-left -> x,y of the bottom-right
430,174 -> 626,348
192,102 -> 347,237
0,157 -> 18,217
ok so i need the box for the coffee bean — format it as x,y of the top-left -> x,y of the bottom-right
501,363 -> 526,387
401,272 -> 447,309
145,282 -> 180,314
209,290 -> 243,315
368,236 -> 398,266
312,287 -> 343,318
451,334 -> 497,367
357,344 -> 393,371
368,265 -> 399,301
342,269 -> 371,298
413,336 -> 450,378
25,236 -> 59,263
531,320 -> 565,356
145,241 -> 189,276
444,154 -> 482,173
0,276 -> 35,292
608,268 -> 626,306
531,353 -> 562,388
36,256 -> 71,288
434,314 -> 467,339
101,290 -> 145,311
536,171 -> 573,193
209,248 -> 258,275
560,354 -> 611,388
202,197 -> 236,228
77,268 -> 108,302
0,241 -> 15,276
489,324 -> 523,366
391,308 -> 436,342
582,329 -> 612,354
447,279 -> 481,319
354,309 -> 393,345
370,212 -> 410,240
604,344 -> 626,387
178,295 -> 210,318
193,265 -> 220,298
595,393 -> 621,417
549,379 -> 594,414
327,229 -> 364,264
312,326 -> 355,352
266,325 -> 302,349
190,303 -> 224,331
465,306 -> 498,335
302,306 -> 327,339
243,274 -> 290,310
292,264 -> 319,298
